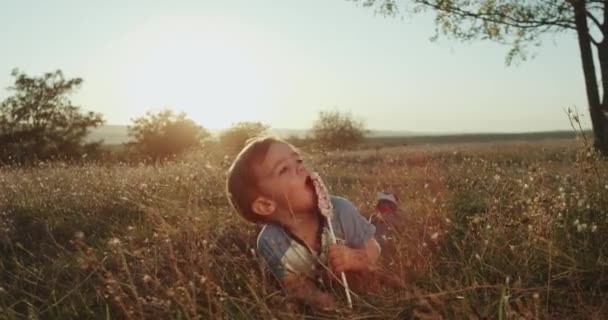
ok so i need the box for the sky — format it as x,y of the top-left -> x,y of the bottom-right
0,0 -> 591,133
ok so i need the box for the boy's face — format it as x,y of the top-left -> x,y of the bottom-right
252,141 -> 317,219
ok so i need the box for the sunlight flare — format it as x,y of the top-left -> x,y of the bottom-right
117,17 -> 275,128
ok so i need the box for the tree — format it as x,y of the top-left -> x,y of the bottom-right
219,121 -> 270,155
126,109 -> 210,160
0,69 -> 105,164
311,110 -> 366,149
355,0 -> 608,155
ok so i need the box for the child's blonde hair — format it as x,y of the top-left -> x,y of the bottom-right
225,136 -> 287,223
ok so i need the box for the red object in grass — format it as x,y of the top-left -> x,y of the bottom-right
371,192 -> 401,243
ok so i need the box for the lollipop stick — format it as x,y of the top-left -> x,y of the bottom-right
326,218 -> 353,309
311,172 -> 353,309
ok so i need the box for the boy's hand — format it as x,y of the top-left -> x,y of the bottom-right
328,244 -> 370,274
309,291 -> 336,312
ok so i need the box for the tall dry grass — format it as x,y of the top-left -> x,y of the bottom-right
1,137 -> 607,319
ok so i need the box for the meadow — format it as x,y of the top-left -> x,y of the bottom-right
1,136 -> 607,319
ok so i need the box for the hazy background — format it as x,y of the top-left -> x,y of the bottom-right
0,0 -> 588,135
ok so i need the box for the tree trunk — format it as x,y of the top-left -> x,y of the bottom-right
597,41 -> 608,111
572,0 -> 608,155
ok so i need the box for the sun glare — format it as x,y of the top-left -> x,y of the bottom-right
117,18 -> 275,129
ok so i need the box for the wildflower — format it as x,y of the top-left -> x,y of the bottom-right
577,223 -> 587,232
493,174 -> 501,182
142,275 -> 152,283
107,238 -> 121,247
74,231 -> 85,240
430,232 -> 439,241
591,224 -> 598,233
532,292 -> 540,300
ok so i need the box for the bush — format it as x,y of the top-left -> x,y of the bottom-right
126,109 -> 211,161
0,69 -> 104,164
311,110 -> 366,150
218,121 -> 269,156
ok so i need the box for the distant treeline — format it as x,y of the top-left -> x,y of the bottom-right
364,130 -> 584,147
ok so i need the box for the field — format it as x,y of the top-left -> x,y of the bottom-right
1,136 -> 607,319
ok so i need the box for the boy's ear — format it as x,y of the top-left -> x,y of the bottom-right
251,196 -> 276,217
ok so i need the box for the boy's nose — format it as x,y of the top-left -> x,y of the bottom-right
298,163 -> 311,176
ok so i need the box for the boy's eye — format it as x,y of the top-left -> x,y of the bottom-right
296,159 -> 303,164
279,166 -> 289,175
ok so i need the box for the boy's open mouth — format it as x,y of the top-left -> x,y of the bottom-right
305,175 -> 314,190
305,175 -> 318,203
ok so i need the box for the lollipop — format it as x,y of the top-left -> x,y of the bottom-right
310,172 -> 353,309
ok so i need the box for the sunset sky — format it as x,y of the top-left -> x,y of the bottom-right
0,0 -> 589,133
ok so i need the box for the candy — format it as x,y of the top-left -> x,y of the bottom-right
310,171 -> 353,308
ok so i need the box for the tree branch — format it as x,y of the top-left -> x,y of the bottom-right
587,11 -> 602,30
417,0 -> 577,31
590,33 -> 601,46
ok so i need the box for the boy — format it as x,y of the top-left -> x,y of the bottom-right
226,137 -> 381,311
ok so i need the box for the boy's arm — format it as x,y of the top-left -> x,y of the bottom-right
328,196 -> 382,274
257,229 -> 335,310
280,272 -> 335,311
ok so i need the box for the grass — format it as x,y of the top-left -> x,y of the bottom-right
1,137 -> 607,319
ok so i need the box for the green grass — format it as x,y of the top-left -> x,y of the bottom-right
1,138 -> 607,319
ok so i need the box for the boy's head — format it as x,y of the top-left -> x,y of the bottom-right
226,137 -> 317,224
